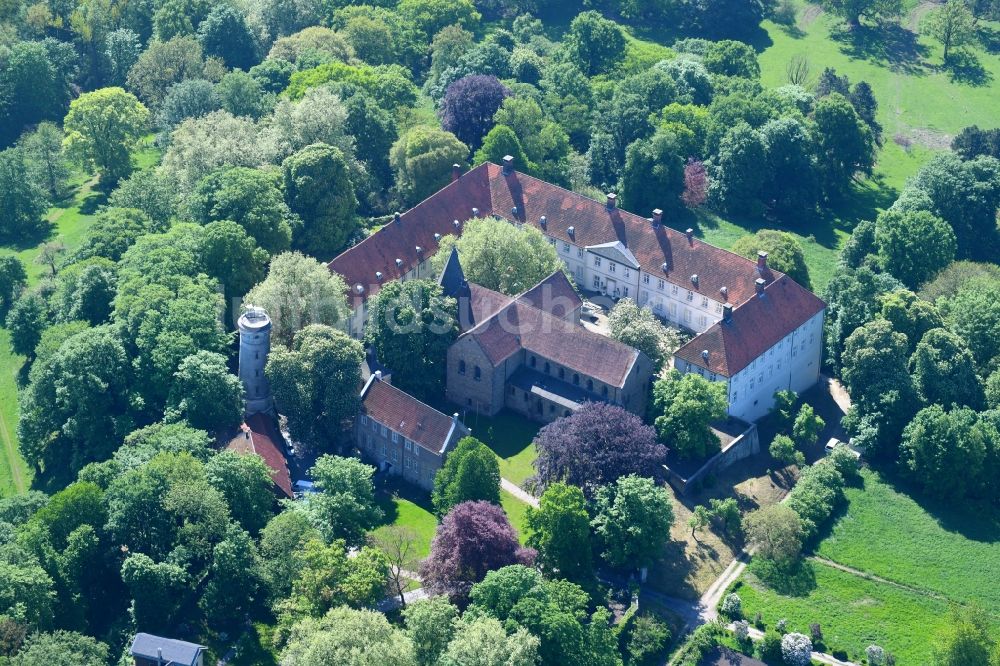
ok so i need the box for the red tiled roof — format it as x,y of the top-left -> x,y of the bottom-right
518,270 -> 582,319
360,377 -> 458,455
463,295 -> 640,388
674,276 -> 826,376
485,163 -> 780,307
328,167 -> 492,302
226,413 -> 293,498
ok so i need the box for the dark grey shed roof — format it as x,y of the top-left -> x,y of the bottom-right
129,633 -> 205,665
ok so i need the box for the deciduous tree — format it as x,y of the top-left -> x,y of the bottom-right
651,370 -> 728,459
525,482 -> 593,581
63,88 -> 150,185
563,11 -> 625,76
533,402 -> 667,496
432,436 -> 501,517
390,126 -> 468,205
910,328 -> 984,409
364,279 -> 457,399
923,0 -> 977,62
280,607 -> 416,666
592,474 -> 673,570
0,147 -> 49,241
607,298 -> 681,372
205,451 -> 275,535
403,597 -> 459,666
875,209 -> 956,288
294,455 -> 383,546
440,75 -> 509,150
283,143 -> 358,258
732,230 -> 812,290
744,504 -> 803,564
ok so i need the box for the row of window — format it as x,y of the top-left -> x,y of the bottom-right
359,415 -> 420,455
527,355 -> 610,397
457,360 -> 481,380
361,435 -> 433,479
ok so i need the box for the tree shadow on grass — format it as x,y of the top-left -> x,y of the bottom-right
945,50 -> 993,86
874,468 -> 1000,543
979,24 -> 1000,54
78,188 -> 109,216
819,173 -> 899,232
830,21 -> 930,73
0,220 -> 56,251
750,557 -> 818,597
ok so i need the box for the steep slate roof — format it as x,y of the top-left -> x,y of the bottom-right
226,414 -> 293,498
674,276 -> 827,376
130,633 -> 204,666
360,375 -> 460,455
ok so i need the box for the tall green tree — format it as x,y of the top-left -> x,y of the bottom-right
294,455 -> 383,546
0,147 -> 49,241
166,351 -> 244,431
266,324 -> 364,448
910,328 -> 985,410
875,209 -> 956,288
0,256 -> 27,319
192,167 -> 294,255
710,122 -> 766,216
6,292 -> 49,358
591,475 -> 673,570
9,630 -> 108,666
199,525 -> 262,628
901,405 -> 988,500
283,143 -> 358,258
404,597 -> 459,666
63,88 -> 150,185
20,122 -> 70,199
244,252 -> 351,347
923,0 -> 977,62
564,11 -> 625,76
812,93 -> 875,199
365,279 -> 457,399
525,482 -> 593,581
607,298 -> 681,372
650,370 -> 728,459
390,125 -> 468,205
432,436 -> 501,517
120,553 -> 190,633
622,130 -> 685,215
731,230 -> 812,289
432,217 -> 564,296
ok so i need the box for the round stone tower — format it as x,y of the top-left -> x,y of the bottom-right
238,306 -> 273,415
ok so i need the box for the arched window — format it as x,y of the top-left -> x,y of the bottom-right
602,386 -> 608,397
573,374 -> 580,385
474,366 -> 481,381
558,368 -> 565,380
544,362 -> 551,374
458,360 -> 466,375
587,379 -> 594,392
530,356 -> 537,368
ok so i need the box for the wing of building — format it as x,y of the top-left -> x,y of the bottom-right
329,158 -> 826,423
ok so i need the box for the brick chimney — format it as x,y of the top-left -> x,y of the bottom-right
685,228 -> 694,245
652,209 -> 663,227
374,370 -> 382,381
502,155 -> 514,175
757,251 -> 768,273
755,278 -> 766,296
451,163 -> 461,182
723,303 -> 733,322
606,193 -> 617,210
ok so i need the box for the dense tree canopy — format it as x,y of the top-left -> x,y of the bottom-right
651,370 -> 728,459
533,402 -> 667,495
432,436 -> 501,517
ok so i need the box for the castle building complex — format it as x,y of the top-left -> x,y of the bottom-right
329,158 -> 826,423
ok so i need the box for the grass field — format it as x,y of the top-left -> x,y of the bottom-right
817,468 -> 1000,610
0,141 -> 161,498
735,560 -> 963,664
501,488 -> 530,545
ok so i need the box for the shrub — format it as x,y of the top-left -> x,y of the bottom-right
720,592 -> 742,618
866,644 -> 886,666
781,632 -> 812,666
785,460 -> 845,540
757,630 -> 783,662
733,620 -> 750,642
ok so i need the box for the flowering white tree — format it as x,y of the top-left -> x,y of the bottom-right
781,632 -> 812,666
776,618 -> 788,633
866,645 -> 886,666
720,592 -> 742,618
733,620 -> 750,642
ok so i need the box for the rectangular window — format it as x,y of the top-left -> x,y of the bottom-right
732,391 -> 738,402
643,274 -> 650,284
593,276 -> 601,289
684,309 -> 691,323
391,431 -> 399,443
405,440 -> 412,451
609,262 -> 616,273
699,315 -> 706,327
381,444 -> 386,456
577,248 -> 584,258
360,415 -> 368,425
658,279 -> 665,290
624,268 -> 630,278
623,286 -> 629,297
701,296 -> 709,308
563,242 -> 570,252
372,421 -> 378,433
686,290 -> 693,301
715,303 -> 722,313
594,257 -> 602,267
414,446 -> 419,457
671,285 -> 678,295
381,425 -> 387,436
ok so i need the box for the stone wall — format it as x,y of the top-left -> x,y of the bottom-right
665,422 -> 760,496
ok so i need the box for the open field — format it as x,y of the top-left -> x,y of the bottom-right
735,559 -> 972,664
501,488 -> 530,544
817,468 -> 1000,610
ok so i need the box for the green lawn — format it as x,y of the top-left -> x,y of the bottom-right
501,489 -> 531,545
372,491 -> 439,560
457,409 -> 541,487
0,329 -> 29,497
759,2 -> 1000,190
735,560 -> 962,664
817,468 -> 1000,610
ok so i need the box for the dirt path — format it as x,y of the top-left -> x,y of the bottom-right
809,556 -> 949,600
799,4 -> 824,28
907,0 -> 939,31
734,624 -> 860,666
502,477 -> 539,508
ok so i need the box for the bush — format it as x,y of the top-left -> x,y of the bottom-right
720,592 -> 742,618
733,619 -> 750,642
785,460 -> 845,540
757,630 -> 783,662
781,632 -> 812,666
